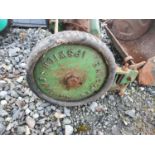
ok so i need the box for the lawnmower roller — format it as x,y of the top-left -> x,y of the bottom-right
26,19 -> 143,107
26,31 -> 116,106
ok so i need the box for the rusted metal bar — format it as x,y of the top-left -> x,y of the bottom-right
104,19 -> 155,86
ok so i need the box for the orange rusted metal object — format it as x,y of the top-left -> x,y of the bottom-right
111,19 -> 152,41
138,57 -> 155,86
105,19 -> 155,86
63,72 -> 83,89
62,19 -> 90,32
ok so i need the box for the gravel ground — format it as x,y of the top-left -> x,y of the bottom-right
0,25 -> 155,135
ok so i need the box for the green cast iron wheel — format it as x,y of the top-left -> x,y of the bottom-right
34,44 -> 107,101
27,31 -> 116,106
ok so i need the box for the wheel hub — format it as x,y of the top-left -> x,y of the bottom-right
63,72 -> 82,89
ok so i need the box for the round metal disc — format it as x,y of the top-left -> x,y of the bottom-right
33,44 -> 108,101
111,19 -> 152,41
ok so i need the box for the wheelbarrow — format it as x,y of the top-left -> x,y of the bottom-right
104,19 -> 155,87
26,19 -> 142,106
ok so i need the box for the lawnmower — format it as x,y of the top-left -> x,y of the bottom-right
26,19 -> 145,107
2,19 -> 154,106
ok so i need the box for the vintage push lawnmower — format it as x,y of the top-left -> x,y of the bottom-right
26,19 -> 148,107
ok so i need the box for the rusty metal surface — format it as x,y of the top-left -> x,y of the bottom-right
105,19 -> 155,86
111,19 -> 152,41
63,72 -> 83,89
105,19 -> 155,63
62,19 -> 89,32
138,57 -> 155,86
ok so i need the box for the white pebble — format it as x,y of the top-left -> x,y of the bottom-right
140,87 -> 145,91
25,126 -> 31,135
125,109 -> 136,118
33,113 -> 39,119
0,91 -> 7,99
8,47 -> 20,57
63,118 -> 71,125
64,107 -> 71,116
25,108 -> 31,115
54,112 -> 66,119
65,125 -> 73,135
26,116 -> 35,129
89,102 -> 98,112
16,76 -> 24,83
0,100 -> 7,105
0,80 -> 7,87
19,63 -> 27,69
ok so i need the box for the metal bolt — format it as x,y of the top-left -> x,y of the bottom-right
63,73 -> 82,88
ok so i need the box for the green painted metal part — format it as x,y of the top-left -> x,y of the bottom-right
0,19 -> 8,32
49,20 -> 64,33
111,66 -> 138,93
34,44 -> 108,101
89,19 -> 101,37
48,19 -> 101,37
118,70 -> 138,85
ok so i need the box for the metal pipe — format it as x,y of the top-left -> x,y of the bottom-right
54,19 -> 59,33
89,19 -> 101,37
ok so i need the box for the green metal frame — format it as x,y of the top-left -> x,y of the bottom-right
111,66 -> 138,94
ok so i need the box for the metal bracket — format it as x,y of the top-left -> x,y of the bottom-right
111,65 -> 138,95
